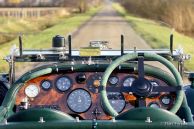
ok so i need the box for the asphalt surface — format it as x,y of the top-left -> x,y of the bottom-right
72,5 -> 150,49
71,4 -> 171,73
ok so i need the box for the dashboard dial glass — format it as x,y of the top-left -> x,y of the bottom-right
123,76 -> 136,87
41,80 -> 52,90
67,89 -> 92,113
108,76 -> 119,85
25,84 -> 39,98
148,102 -> 160,108
107,92 -> 125,113
160,95 -> 172,105
56,76 -> 72,92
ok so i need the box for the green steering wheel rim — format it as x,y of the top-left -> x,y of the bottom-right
100,53 -> 184,117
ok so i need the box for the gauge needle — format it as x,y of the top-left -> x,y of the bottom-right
78,96 -> 82,103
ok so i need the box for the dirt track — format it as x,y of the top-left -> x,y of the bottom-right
72,4 -> 150,49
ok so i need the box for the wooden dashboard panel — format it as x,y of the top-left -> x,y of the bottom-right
15,72 -> 174,120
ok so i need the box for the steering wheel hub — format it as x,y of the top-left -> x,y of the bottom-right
132,78 -> 153,97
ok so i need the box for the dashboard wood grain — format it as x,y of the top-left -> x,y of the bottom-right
15,72 -> 174,120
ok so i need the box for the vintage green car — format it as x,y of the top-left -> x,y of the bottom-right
0,35 -> 194,129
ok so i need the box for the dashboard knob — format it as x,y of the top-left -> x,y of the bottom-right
76,74 -> 87,84
93,80 -> 100,88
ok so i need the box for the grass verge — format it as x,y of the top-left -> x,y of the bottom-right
0,7 -> 100,72
113,3 -> 194,71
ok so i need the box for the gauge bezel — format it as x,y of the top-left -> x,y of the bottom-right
55,76 -> 73,92
159,94 -> 173,106
122,75 -> 137,87
108,76 -> 119,86
40,80 -> 52,91
25,84 -> 40,98
102,92 -> 126,113
67,88 -> 92,113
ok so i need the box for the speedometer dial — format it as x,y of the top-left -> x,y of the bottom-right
56,76 -> 72,92
107,92 -> 125,113
123,76 -> 136,87
25,84 -> 39,98
67,89 -> 92,113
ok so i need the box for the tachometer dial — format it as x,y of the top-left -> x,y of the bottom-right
56,76 -> 72,92
25,84 -> 39,98
108,76 -> 119,85
67,89 -> 92,113
41,80 -> 52,90
123,76 -> 136,87
107,92 -> 125,113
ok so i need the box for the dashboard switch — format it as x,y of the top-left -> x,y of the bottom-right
76,74 -> 87,84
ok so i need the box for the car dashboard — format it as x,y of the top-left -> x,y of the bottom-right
15,68 -> 176,120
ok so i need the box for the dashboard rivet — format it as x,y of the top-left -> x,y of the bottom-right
71,66 -> 74,71
112,117 -> 116,122
38,117 -> 45,123
145,117 -> 152,123
182,119 -> 187,124
76,117 -> 80,122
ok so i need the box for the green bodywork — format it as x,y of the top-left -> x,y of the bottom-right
0,53 -> 193,129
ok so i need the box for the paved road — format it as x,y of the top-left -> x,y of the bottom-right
72,5 -> 150,49
72,4 -> 174,75
16,4 -> 171,79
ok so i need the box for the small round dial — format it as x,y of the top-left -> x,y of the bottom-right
108,76 -> 119,85
148,102 -> 160,108
41,80 -> 52,90
56,76 -> 72,92
123,76 -> 136,87
25,84 -> 39,98
107,92 -> 125,113
67,89 -> 92,113
160,95 -> 172,106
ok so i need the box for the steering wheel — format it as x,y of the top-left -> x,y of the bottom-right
100,53 -> 184,117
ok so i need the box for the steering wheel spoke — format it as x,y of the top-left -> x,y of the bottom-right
138,56 -> 145,79
153,86 -> 182,92
121,87 -> 133,93
105,87 -> 121,92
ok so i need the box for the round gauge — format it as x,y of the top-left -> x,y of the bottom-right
149,81 -> 160,97
160,95 -> 172,106
148,102 -> 160,108
41,80 -> 52,90
67,89 -> 92,113
123,76 -> 136,87
108,76 -> 119,85
56,76 -> 72,92
25,84 -> 39,98
107,92 -> 125,113
87,74 -> 102,93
